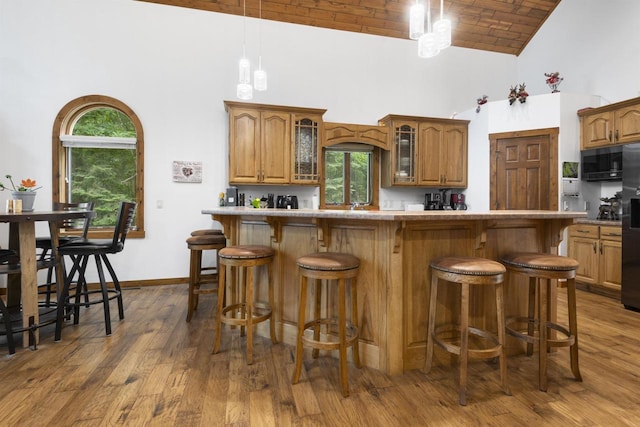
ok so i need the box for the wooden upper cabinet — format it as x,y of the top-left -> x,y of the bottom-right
225,101 -> 326,185
324,122 -> 390,150
579,97 -> 640,149
379,115 -> 468,188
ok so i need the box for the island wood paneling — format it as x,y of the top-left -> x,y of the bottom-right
213,211 -> 579,375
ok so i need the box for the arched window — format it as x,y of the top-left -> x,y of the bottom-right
52,95 -> 144,238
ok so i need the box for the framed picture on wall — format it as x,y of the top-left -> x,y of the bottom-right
173,160 -> 202,183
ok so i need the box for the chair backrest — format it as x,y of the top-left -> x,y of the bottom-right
53,201 -> 95,238
111,201 -> 137,250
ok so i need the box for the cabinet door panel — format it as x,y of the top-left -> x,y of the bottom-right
442,125 -> 467,187
599,239 -> 622,290
581,111 -> 613,149
615,105 -> 640,143
229,109 -> 261,183
262,111 -> 291,183
569,236 -> 599,284
418,123 -> 442,186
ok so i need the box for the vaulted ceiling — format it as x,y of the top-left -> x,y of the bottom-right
137,0 -> 561,56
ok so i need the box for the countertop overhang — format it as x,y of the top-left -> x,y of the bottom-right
203,207 -> 588,221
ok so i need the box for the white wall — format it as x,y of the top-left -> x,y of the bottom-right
0,0 -> 638,282
518,0 -> 640,105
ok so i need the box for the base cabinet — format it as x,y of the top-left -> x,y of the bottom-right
568,224 -> 622,297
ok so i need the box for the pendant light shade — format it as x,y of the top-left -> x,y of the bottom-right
238,55 -> 251,84
418,0 -> 439,58
237,83 -> 253,100
434,0 -> 451,49
418,32 -> 439,58
254,57 -> 267,91
411,0 -> 452,58
409,2 -> 425,40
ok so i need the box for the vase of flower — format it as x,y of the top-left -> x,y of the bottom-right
11,191 -> 36,212
1,175 -> 41,212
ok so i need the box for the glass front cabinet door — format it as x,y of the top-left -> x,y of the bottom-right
292,114 -> 323,184
394,123 -> 417,184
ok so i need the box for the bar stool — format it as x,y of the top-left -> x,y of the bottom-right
185,232 -> 226,322
292,252 -> 361,397
424,256 -> 511,406
213,245 -> 277,364
500,252 -> 582,391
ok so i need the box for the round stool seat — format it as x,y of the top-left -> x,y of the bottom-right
186,234 -> 226,248
219,245 -> 275,260
501,253 -> 578,272
297,252 -> 360,271
430,256 -> 506,276
190,229 -> 224,236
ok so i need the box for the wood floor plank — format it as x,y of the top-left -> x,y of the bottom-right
1,285 -> 640,426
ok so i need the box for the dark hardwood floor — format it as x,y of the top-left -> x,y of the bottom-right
1,284 -> 639,426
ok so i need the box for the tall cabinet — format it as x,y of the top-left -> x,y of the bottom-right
379,115 -> 469,188
225,101 -> 326,185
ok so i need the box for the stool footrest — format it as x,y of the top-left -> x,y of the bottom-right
506,316 -> 575,348
433,324 -> 502,359
301,318 -> 359,351
220,302 -> 272,327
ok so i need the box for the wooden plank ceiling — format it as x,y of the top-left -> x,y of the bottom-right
137,0 -> 560,56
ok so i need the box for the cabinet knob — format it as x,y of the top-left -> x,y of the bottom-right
615,129 -> 619,141
608,130 -> 612,142
593,242 -> 597,253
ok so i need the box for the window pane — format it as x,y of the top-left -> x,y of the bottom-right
350,152 -> 372,204
73,108 -> 136,137
69,107 -> 137,227
68,147 -> 137,226
325,151 -> 345,204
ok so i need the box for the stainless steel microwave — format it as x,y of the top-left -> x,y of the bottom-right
581,146 -> 622,181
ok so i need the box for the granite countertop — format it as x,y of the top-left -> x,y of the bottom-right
203,207 -> 588,221
575,218 -> 622,226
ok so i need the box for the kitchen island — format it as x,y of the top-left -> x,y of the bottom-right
203,207 -> 586,375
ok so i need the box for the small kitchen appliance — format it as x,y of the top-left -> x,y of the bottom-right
451,193 -> 467,210
277,195 -> 298,209
424,193 -> 442,210
225,187 -> 238,206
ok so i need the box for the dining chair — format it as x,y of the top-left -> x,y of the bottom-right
0,249 -> 20,354
36,201 -> 94,307
54,201 -> 136,340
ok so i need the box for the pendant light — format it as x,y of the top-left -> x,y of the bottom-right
253,0 -> 267,91
409,1 -> 425,40
418,0 -> 439,58
236,0 -> 253,100
433,0 -> 451,50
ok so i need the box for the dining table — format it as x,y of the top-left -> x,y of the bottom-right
1,209 -> 96,348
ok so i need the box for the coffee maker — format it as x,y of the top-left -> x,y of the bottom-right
424,192 -> 442,210
450,193 -> 467,210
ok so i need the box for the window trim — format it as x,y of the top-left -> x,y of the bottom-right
52,95 -> 145,238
